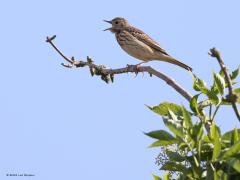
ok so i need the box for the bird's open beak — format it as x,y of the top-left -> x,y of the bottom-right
104,20 -> 112,24
103,20 -> 112,31
103,27 -> 112,31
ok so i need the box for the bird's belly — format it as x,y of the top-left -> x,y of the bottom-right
119,39 -> 155,61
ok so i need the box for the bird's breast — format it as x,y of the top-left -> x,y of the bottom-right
115,31 -> 155,61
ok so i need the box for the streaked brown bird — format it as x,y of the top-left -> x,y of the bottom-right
104,17 -> 192,71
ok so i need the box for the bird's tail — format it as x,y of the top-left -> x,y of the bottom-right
160,56 -> 193,72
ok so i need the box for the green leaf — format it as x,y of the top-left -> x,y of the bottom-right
222,128 -> 240,149
168,109 -> 178,122
231,128 -> 239,145
206,89 -> 221,105
221,140 -> 231,149
234,88 -> 240,103
210,124 -> 221,161
222,129 -> 240,141
201,143 -> 214,153
181,106 -> 193,129
153,174 -> 162,180
148,140 -> 177,147
147,102 -> 182,116
196,123 -> 204,142
206,163 -> 214,180
216,170 -> 228,180
230,65 -> 240,80
203,135 -> 211,143
221,140 -> 240,159
145,130 -> 178,147
219,69 -> 225,78
213,72 -> 225,95
178,142 -> 188,150
145,130 -> 175,140
166,150 -> 185,162
160,161 -> 187,172
190,94 -> 200,114
163,173 -> 170,180
214,170 -> 219,180
193,75 -> 208,93
228,158 -> 240,173
163,117 -> 184,138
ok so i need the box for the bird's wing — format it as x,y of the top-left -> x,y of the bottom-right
125,26 -> 170,56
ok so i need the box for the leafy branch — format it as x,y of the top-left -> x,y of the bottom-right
209,48 -> 240,121
146,49 -> 240,179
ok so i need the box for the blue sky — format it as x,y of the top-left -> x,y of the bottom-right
1,0 -> 240,179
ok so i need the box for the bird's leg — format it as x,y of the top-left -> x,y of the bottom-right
134,61 -> 149,72
126,61 -> 149,76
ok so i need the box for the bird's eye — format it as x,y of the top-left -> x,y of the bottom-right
115,21 -> 118,24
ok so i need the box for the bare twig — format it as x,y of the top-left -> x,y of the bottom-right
46,35 -> 193,102
46,35 -> 214,133
209,47 -> 240,121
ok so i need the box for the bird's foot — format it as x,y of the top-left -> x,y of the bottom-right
126,64 -> 140,73
126,63 -> 145,77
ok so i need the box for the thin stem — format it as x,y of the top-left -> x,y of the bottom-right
209,104 -> 212,119
46,35 -> 73,64
212,105 -> 220,121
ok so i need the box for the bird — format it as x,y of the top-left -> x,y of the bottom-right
104,17 -> 192,71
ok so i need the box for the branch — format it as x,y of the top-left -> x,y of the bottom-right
209,47 -> 240,121
46,35 -> 214,133
46,35 -> 193,102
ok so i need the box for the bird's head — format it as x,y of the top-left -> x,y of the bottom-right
104,17 -> 129,33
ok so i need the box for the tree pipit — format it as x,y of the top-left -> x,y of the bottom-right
104,17 -> 192,71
